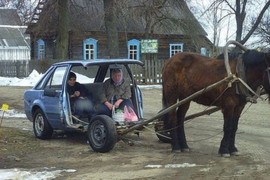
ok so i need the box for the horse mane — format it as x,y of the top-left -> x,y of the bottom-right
242,50 -> 266,66
216,50 -> 266,66
216,52 -> 241,61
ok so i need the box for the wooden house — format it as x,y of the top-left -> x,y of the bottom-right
0,8 -> 30,77
0,8 -> 30,61
26,0 -> 212,62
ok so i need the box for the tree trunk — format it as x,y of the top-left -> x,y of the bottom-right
103,0 -> 119,58
234,0 -> 246,43
55,0 -> 69,59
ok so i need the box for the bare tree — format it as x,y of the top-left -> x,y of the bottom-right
190,0 -> 270,46
254,15 -> 270,47
231,0 -> 270,44
0,0 -> 39,25
0,0 -> 9,7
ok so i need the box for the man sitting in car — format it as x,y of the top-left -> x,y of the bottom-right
67,72 -> 94,119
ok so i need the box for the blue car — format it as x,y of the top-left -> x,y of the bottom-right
24,59 -> 144,152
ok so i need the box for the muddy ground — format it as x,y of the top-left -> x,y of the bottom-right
0,86 -> 270,179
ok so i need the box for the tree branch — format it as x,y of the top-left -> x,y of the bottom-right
241,0 -> 270,44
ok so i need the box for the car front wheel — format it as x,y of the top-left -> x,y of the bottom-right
33,109 -> 53,139
87,115 -> 117,153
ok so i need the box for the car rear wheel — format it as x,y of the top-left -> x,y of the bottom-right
33,109 -> 53,139
87,115 -> 117,153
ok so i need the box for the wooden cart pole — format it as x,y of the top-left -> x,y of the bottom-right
184,107 -> 220,121
118,75 -> 235,135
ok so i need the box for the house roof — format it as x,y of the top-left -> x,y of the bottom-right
0,8 -> 22,25
27,0 -> 207,36
0,9 -> 29,48
0,26 -> 29,47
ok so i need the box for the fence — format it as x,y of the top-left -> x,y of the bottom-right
0,60 -> 29,77
130,59 -> 165,84
0,59 -> 166,84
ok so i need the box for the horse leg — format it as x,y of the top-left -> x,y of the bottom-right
228,117 -> 239,155
229,104 -> 245,155
162,86 -> 182,152
169,109 -> 182,152
219,107 -> 235,157
176,102 -> 190,152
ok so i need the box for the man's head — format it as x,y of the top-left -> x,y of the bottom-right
68,72 -> 77,86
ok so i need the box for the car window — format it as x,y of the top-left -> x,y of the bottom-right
45,66 -> 68,90
70,66 -> 98,83
35,72 -> 51,90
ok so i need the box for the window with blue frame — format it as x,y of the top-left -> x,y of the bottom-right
37,39 -> 45,60
128,39 -> 140,60
83,38 -> 97,60
200,47 -> 207,56
169,43 -> 183,57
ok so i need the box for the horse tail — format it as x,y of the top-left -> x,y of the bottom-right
161,81 -> 170,130
162,81 -> 167,109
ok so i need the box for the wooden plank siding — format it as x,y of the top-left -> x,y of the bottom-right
0,48 -> 30,61
67,31 -> 199,60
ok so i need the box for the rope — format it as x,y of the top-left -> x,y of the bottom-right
144,125 -> 223,143
187,131 -> 223,142
144,125 -> 172,140
241,101 -> 255,116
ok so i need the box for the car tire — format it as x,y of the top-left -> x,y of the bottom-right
87,115 -> 117,153
33,109 -> 53,139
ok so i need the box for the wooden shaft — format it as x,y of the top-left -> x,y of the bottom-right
118,75 -> 234,135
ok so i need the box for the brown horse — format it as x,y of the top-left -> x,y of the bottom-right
162,50 -> 270,157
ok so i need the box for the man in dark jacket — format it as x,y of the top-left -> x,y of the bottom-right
67,72 -> 94,118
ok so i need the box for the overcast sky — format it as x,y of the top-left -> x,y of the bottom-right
187,0 -> 269,48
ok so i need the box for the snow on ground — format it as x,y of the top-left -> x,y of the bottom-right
0,70 -> 42,87
0,168 -> 76,180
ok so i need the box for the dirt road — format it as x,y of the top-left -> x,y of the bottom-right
0,86 -> 270,179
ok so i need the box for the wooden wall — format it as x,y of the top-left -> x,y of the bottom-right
68,31 -> 204,60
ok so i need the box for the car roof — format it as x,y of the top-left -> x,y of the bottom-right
53,59 -> 144,67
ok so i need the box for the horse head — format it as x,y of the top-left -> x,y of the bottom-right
233,50 -> 270,99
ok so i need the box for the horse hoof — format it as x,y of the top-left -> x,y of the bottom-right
231,151 -> 240,156
220,153 -> 230,158
181,148 -> 190,152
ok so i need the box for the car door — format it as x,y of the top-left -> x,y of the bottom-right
124,64 -> 144,119
43,66 -> 68,128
